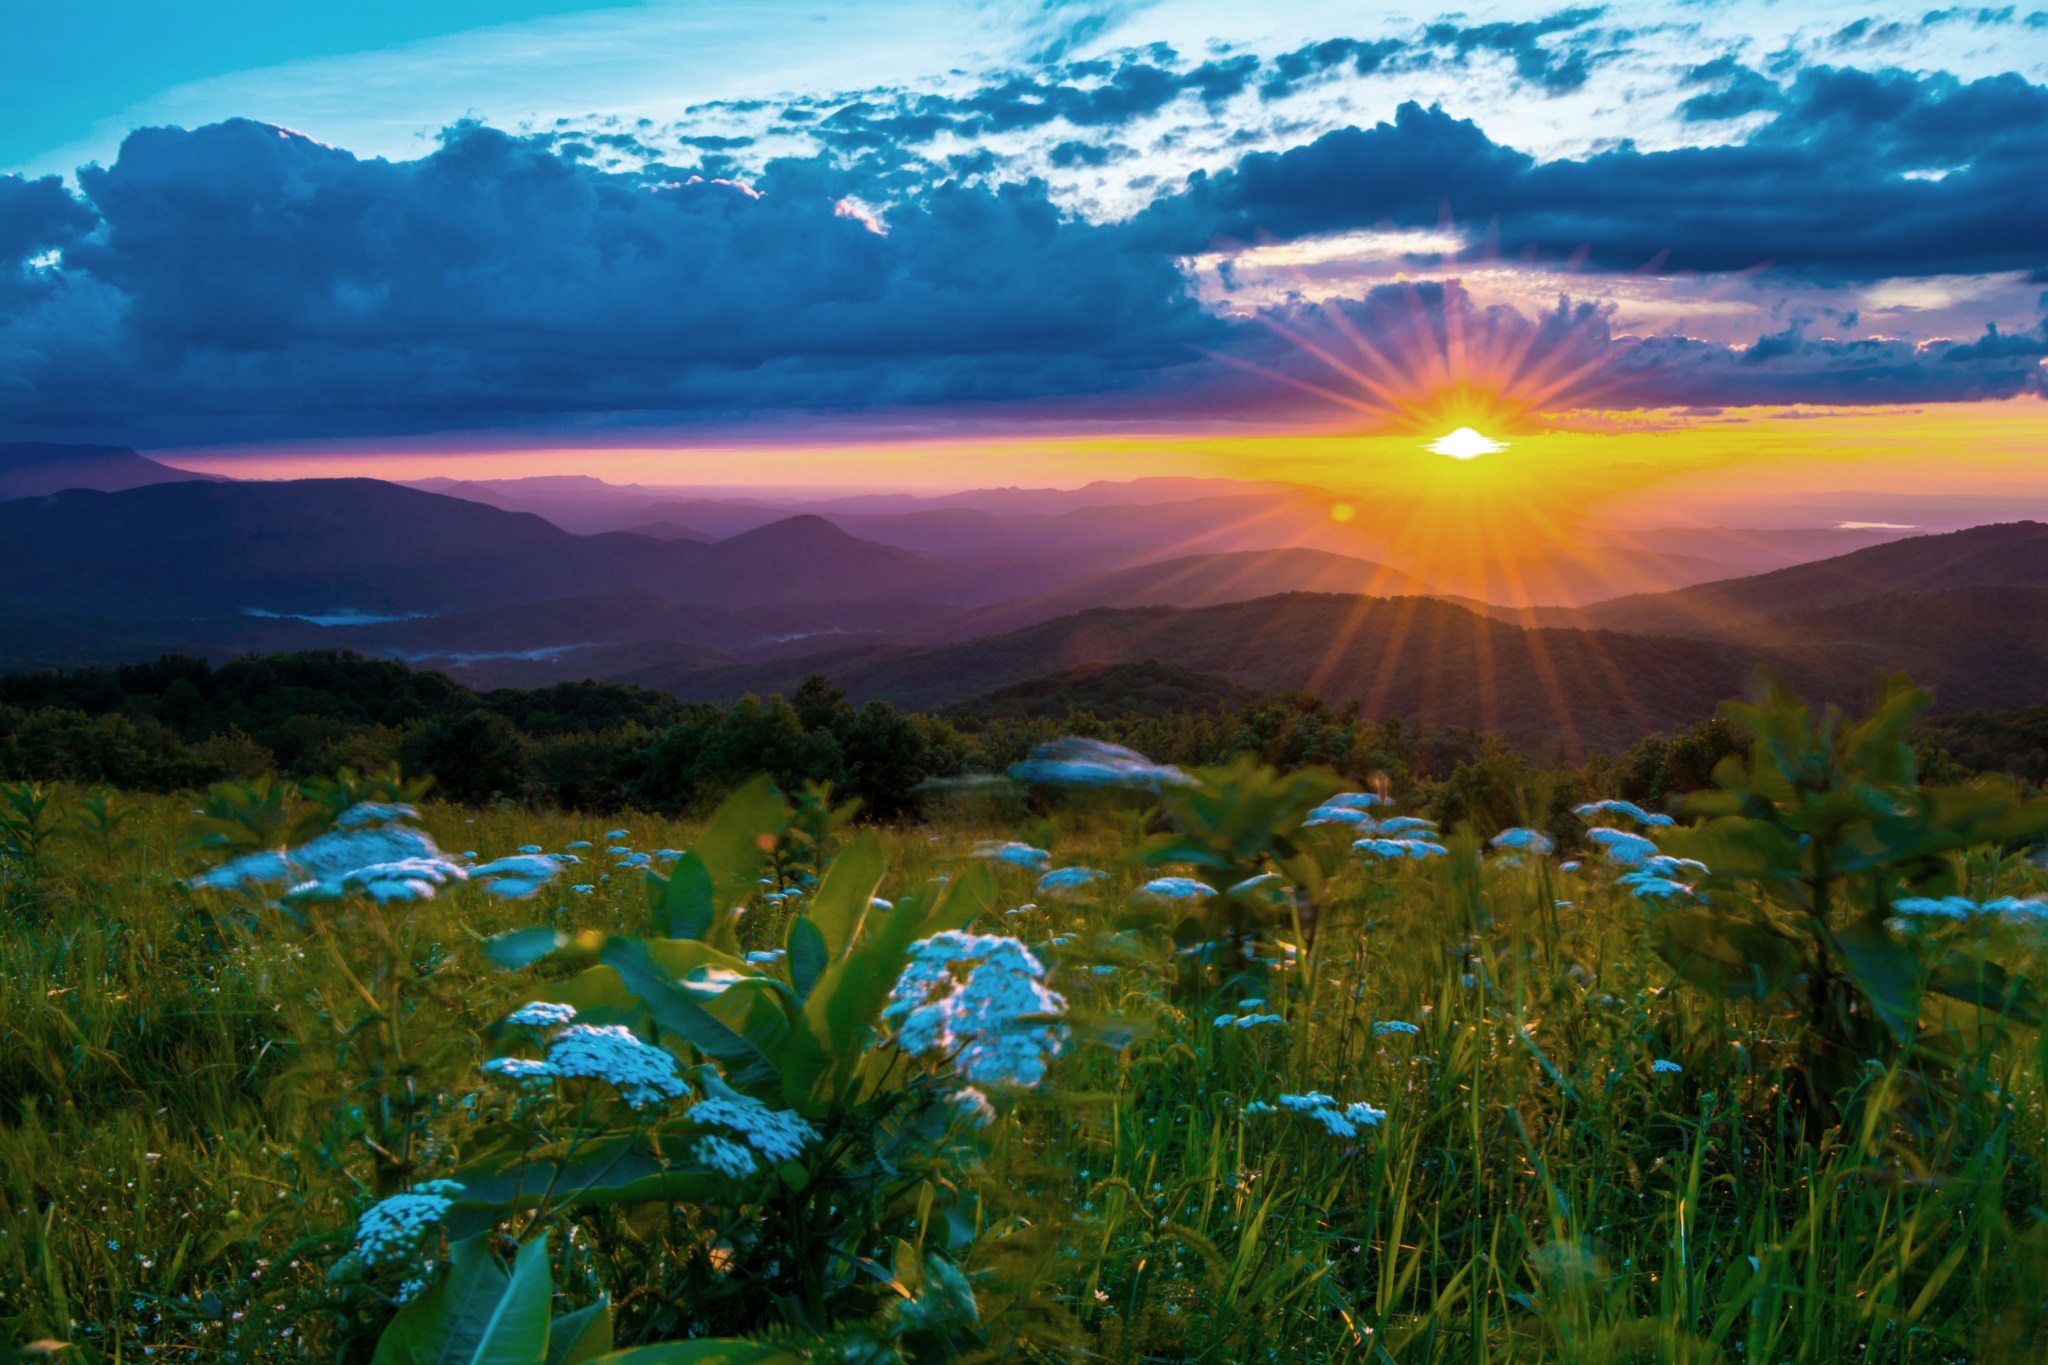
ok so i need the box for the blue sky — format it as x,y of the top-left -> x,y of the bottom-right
3,1 -> 2045,455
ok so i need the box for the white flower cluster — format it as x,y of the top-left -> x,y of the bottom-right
1275,1091 -> 1387,1138
1353,838 -> 1448,860
1212,1012 -> 1286,1030
950,1087 -> 999,1128
1893,895 -> 2048,923
686,1093 -> 819,1163
1585,827 -> 1660,867
693,1134 -> 761,1179
480,1057 -> 555,1084
354,1180 -> 463,1267
883,931 -> 1070,1088
545,1025 -> 687,1109
191,803 -> 559,904
1651,1059 -> 1684,1075
1035,865 -> 1106,898
1574,800 -> 1675,829
504,1000 -> 578,1028
972,840 -> 1052,871
1372,1020 -> 1422,1036
1490,827 -> 1556,855
1008,737 -> 1193,791
1136,876 -> 1216,901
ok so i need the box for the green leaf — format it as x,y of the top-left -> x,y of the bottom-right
581,1344 -> 805,1364
545,1300 -> 613,1365
1832,917 -> 1922,1045
695,775 -> 791,909
485,927 -> 570,972
445,1138 -> 724,1236
373,1233 -> 552,1365
805,831 -> 886,962
785,915 -> 827,1002
784,898 -> 926,1106
598,937 -> 784,1085
648,852 -> 716,941
1926,952 -> 2041,1025
1653,909 -> 1800,1000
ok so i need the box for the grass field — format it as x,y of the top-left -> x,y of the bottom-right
4,712 -> 2047,1363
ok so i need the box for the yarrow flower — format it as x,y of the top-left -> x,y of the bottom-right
1036,866 -> 1107,899
1585,827 -> 1660,867
692,1134 -> 760,1179
1324,792 -> 1389,810
950,1087 -> 999,1129
1617,870 -> 1699,901
1213,1012 -> 1286,1029
354,1182 -> 463,1267
1136,876 -> 1216,901
1373,1020 -> 1422,1036
1575,800 -> 1675,829
884,931 -> 1069,1088
1008,736 -> 1192,791
504,1001 -> 578,1029
1353,838 -> 1448,860
1302,804 -> 1376,828
1490,827 -> 1556,856
1375,816 -> 1439,836
191,803 -> 561,904
1277,1092 -> 1387,1138
972,840 -> 1052,871
545,1025 -> 687,1109
686,1091 -> 819,1163
516,844 -> 543,855
1893,895 -> 2048,926
1651,1059 -> 1683,1075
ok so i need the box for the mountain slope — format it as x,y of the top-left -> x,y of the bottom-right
0,443 -> 213,499
1579,521 -> 2048,635
0,479 -> 959,620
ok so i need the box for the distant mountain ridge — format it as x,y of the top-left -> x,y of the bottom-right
0,442 -> 213,499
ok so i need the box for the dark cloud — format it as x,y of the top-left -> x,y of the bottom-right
1140,69 -> 2048,280
1,119 -> 1219,442
1677,55 -> 1781,121
0,173 -> 97,271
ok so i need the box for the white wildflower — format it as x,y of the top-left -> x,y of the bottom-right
354,1182 -> 462,1267
884,931 -> 1069,1088
1303,804 -> 1375,828
1277,1092 -> 1385,1138
686,1093 -> 819,1163
950,1087 -> 999,1128
605,829 -> 629,839
565,840 -> 593,850
480,1057 -> 555,1087
1586,827 -> 1659,866
1617,870 -> 1698,900
1575,800 -> 1675,829
1036,866 -> 1107,898
546,1025 -> 687,1109
1651,1059 -> 1683,1075
504,1001 -> 577,1029
972,840 -> 1052,871
1373,1020 -> 1421,1036
1008,737 -> 1193,790
1136,876 -> 1216,901
692,1135 -> 760,1180
1376,816 -> 1438,835
1490,827 -> 1555,855
516,844 -> 543,855
1323,792 -> 1388,809
1352,838 -> 1447,860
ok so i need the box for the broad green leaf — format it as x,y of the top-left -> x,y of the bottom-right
784,898 -> 927,1106
916,860 -> 995,937
694,774 -> 791,910
373,1233 -> 552,1365
519,965 -> 650,1032
582,1344 -> 805,1364
1653,909 -> 1799,1000
545,1300 -> 613,1365
805,831 -> 886,962
599,937 -> 784,1085
648,852 -> 716,941
1832,917 -> 1921,1045
784,915 -> 827,1002
1927,952 -> 2041,1025
446,1138 -> 724,1237
485,927 -> 569,972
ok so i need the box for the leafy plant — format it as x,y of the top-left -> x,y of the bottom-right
1659,672 -> 2048,1125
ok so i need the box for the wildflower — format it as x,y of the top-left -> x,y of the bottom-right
884,931 -> 1069,1088
1373,1020 -> 1422,1036
972,840 -> 1052,871
605,845 -> 631,855
1638,854 -> 1708,879
1233,1014 -> 1285,1029
1376,816 -> 1438,835
1574,800 -> 1675,829
193,802 -> 454,899
1226,872 -> 1288,904
605,829 -> 629,839
1036,866 -> 1107,898
546,1025 -> 687,1109
354,1183 -> 462,1267
1585,827 -> 1659,866
1243,1100 -> 1277,1116
1490,827 -> 1555,855
516,844 -> 543,855
1893,895 -> 2048,928
615,852 -> 652,869
1560,860 -> 1582,872
336,802 -> 421,829
1136,876 -> 1216,901
692,1135 -> 760,1180
686,1090 -> 819,1163
1278,1092 -> 1386,1138
1323,792 -> 1388,810
565,840 -> 592,850
1651,1059 -> 1683,1075
504,1001 -> 577,1029
1008,736 -> 1193,791
480,1057 -> 555,1086
468,853 -> 563,900
1616,870 -> 1698,900
950,1087 -> 998,1129
1352,838 -> 1447,860
1303,804 -> 1375,828
570,884 -> 595,895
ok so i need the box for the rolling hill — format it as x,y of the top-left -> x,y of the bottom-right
0,442 -> 213,499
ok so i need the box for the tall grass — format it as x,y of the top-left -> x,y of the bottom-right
2,789 -> 2044,1362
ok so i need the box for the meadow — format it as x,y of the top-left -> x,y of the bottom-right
3,677 -> 2046,1364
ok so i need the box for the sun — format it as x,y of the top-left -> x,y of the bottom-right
1426,427 -> 1509,460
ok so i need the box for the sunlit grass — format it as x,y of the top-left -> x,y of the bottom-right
3,790 -> 2045,1361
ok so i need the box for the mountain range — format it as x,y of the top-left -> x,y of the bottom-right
2,442 -> 2042,753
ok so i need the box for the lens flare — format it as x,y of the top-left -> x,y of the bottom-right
1427,428 -> 1508,460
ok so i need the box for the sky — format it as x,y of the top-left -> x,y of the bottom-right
3,0 -> 2045,505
